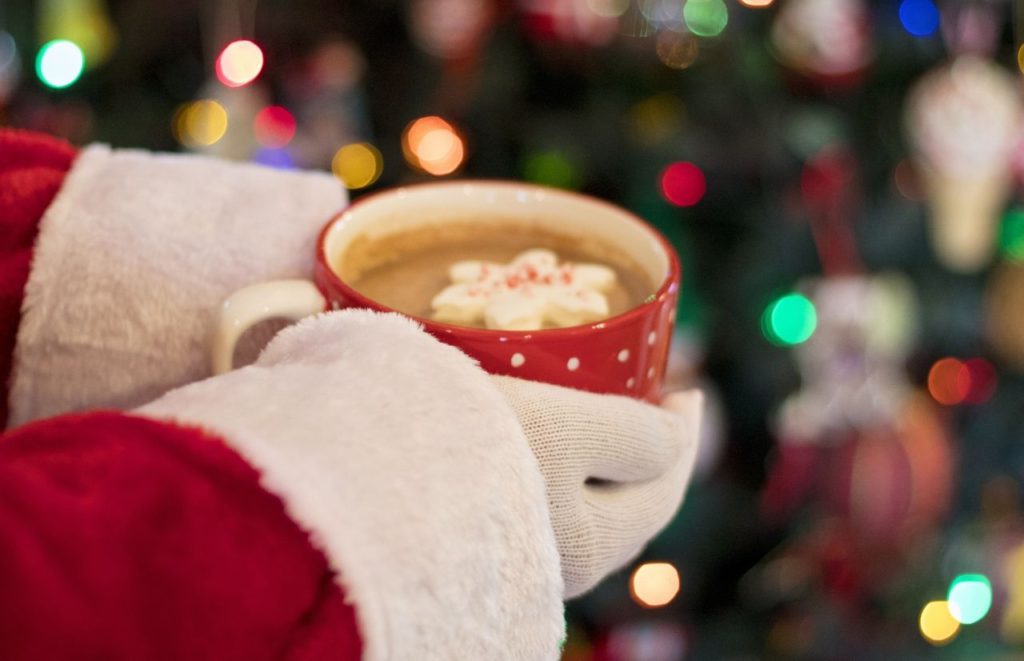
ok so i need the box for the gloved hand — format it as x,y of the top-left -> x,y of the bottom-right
495,377 -> 701,598
137,311 -> 701,656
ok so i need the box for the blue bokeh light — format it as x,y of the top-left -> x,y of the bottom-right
899,0 -> 940,37
252,147 -> 296,170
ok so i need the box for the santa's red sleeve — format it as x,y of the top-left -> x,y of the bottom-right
0,129 -> 364,659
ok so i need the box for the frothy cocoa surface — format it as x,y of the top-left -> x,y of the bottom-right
338,221 -> 655,328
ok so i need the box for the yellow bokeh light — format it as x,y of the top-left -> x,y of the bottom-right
629,562 -> 681,608
919,601 -> 960,646
402,115 -> 466,176
739,0 -> 774,7
173,100 -> 228,148
1018,44 -> 1024,74
332,142 -> 383,189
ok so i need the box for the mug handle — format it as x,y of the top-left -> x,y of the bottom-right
211,279 -> 327,374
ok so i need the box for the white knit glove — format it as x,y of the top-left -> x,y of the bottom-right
493,376 -> 702,598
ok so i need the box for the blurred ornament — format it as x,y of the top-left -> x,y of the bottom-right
0,31 -> 21,103
905,56 -> 1023,272
770,0 -> 872,85
520,0 -> 621,46
986,262 -> 1024,372
286,40 -> 372,171
999,208 -> 1024,261
39,0 -> 117,70
597,621 -> 688,661
408,0 -> 495,60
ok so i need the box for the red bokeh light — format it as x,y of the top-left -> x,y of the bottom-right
660,161 -> 706,207
927,357 -> 997,406
253,106 -> 297,148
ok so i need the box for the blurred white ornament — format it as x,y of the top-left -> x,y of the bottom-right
905,56 -> 1024,272
770,0 -> 872,79
409,0 -> 494,59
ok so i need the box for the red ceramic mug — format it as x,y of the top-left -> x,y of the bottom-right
212,181 -> 681,402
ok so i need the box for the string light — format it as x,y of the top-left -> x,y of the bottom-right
216,40 -> 264,87
629,562 -> 681,608
899,0 -> 940,37
332,142 -> 383,189
660,162 -> 706,207
919,600 -> 960,645
1000,208 -> 1024,261
948,574 -> 993,625
402,115 -> 466,176
762,293 -> 817,346
683,0 -> 728,38
36,39 -> 85,89
253,106 -> 297,148
173,100 -> 229,147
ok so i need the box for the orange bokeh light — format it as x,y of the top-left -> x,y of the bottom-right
216,39 -> 264,88
402,115 -> 465,176
927,358 -> 970,405
629,562 -> 681,608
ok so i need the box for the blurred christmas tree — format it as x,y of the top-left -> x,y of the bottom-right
4,0 -> 1024,658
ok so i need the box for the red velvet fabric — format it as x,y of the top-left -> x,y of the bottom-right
0,411 -> 363,659
0,129 -> 77,429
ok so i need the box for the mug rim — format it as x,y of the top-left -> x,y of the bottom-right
315,179 -> 682,339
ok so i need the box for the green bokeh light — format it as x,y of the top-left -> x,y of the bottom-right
762,293 -> 817,346
36,39 -> 84,89
523,150 -> 581,190
999,208 -> 1024,261
947,574 -> 992,625
683,0 -> 728,37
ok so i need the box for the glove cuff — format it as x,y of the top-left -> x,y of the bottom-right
8,143 -> 346,427
139,310 -> 566,660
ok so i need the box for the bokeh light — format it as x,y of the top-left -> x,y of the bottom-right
683,0 -> 728,37
332,142 -> 383,189
36,39 -> 85,89
1000,208 -> 1024,261
739,0 -> 774,7
402,115 -> 466,176
173,100 -> 229,148
927,358 -> 970,406
523,150 -> 581,189
253,105 -> 297,148
656,31 -> 699,69
762,293 -> 817,346
948,574 -> 993,625
962,358 -> 997,404
252,147 -> 296,170
660,162 -> 706,207
630,562 -> 681,608
216,40 -> 264,87
1018,44 -> 1024,74
920,600 -> 961,645
0,31 -> 17,73
586,0 -> 631,18
899,0 -> 940,37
